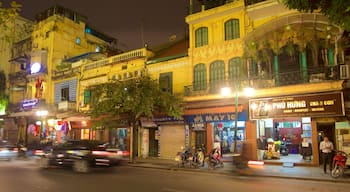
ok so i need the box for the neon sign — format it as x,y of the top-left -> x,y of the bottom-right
22,99 -> 38,108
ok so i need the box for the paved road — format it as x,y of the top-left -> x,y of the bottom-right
0,160 -> 349,192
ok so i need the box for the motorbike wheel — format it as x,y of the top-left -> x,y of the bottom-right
220,161 -> 224,168
206,158 -> 214,170
331,164 -> 344,179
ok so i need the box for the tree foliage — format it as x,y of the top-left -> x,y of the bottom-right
91,75 -> 184,126
0,1 -> 31,43
281,0 -> 350,31
0,70 -> 8,115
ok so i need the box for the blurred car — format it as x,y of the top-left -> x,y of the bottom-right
37,140 -> 123,173
0,140 -> 18,161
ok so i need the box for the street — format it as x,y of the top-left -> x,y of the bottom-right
0,159 -> 349,192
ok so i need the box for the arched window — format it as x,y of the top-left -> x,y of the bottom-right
193,64 -> 207,91
228,57 -> 241,81
195,27 -> 208,47
225,19 -> 240,40
209,60 -> 225,93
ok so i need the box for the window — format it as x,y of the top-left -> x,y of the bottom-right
209,60 -> 225,93
84,89 -> 91,105
195,27 -> 208,47
61,87 -> 69,101
95,45 -> 100,52
75,37 -> 81,45
194,64 -> 207,91
159,72 -> 173,93
228,57 -> 241,81
225,19 -> 240,40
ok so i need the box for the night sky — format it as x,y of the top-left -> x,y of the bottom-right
2,0 -> 189,50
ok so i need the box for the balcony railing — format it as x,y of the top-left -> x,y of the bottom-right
52,67 -> 81,80
184,65 -> 340,97
57,101 -> 77,112
83,48 -> 146,72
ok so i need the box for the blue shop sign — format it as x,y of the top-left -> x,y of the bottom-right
185,111 -> 247,124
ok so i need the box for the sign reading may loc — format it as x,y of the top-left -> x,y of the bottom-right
249,92 -> 344,119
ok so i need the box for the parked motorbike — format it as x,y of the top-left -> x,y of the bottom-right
192,146 -> 205,168
206,147 -> 224,170
331,150 -> 349,178
175,147 -> 193,168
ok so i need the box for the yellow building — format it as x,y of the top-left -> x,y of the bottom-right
6,5 -> 116,145
183,0 -> 348,166
0,16 -> 33,141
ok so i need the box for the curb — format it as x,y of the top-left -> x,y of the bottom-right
126,163 -> 350,184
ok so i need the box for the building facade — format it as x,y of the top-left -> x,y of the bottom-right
5,5 -> 116,145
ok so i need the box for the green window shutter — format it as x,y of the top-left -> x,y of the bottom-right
225,19 -> 240,40
195,27 -> 208,47
194,64 -> 207,91
209,60 -> 225,93
84,89 -> 91,104
202,27 -> 208,46
233,19 -> 240,39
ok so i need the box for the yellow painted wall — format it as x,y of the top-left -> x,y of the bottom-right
147,57 -> 190,94
31,14 -> 109,104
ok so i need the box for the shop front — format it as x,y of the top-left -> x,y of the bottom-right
249,92 -> 345,166
185,111 -> 248,156
154,116 -> 186,160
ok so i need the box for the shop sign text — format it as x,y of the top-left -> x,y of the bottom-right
249,92 -> 344,119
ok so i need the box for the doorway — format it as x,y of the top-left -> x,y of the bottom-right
195,131 -> 207,153
148,128 -> 159,157
317,122 -> 335,164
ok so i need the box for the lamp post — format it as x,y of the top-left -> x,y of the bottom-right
36,110 -> 48,142
221,85 -> 254,154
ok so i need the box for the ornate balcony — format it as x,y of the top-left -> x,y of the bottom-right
184,65 -> 341,97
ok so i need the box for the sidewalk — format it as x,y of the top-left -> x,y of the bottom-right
126,158 -> 350,183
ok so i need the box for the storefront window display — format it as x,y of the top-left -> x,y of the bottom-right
110,128 -> 128,151
212,121 -> 245,154
256,117 -> 313,162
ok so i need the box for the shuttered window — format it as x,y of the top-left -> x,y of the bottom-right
225,19 -> 240,40
194,64 -> 207,91
209,60 -> 225,93
195,27 -> 208,47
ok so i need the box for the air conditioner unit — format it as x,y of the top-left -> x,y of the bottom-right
340,65 -> 350,79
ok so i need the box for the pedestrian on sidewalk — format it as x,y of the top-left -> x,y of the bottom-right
319,136 -> 334,174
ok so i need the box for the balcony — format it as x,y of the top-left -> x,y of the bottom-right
184,65 -> 341,97
57,101 -> 77,112
52,67 -> 81,80
9,71 -> 28,83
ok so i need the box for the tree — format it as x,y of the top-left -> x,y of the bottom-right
281,0 -> 350,31
0,70 -> 8,115
91,75 -> 184,160
0,1 -> 31,44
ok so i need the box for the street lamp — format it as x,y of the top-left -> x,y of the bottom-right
36,110 -> 48,142
221,85 -> 254,154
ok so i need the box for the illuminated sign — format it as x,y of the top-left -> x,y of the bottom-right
249,92 -> 344,119
30,62 -> 42,74
22,99 -> 38,108
185,111 -> 247,124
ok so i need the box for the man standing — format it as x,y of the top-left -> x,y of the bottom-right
319,136 -> 334,174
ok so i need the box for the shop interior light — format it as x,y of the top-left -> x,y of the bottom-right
248,160 -> 264,166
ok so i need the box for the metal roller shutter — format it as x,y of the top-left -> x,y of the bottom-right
160,125 -> 185,160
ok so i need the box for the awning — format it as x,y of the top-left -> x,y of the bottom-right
140,117 -> 157,128
8,111 -> 35,117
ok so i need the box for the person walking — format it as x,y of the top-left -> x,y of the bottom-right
319,136 -> 334,174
